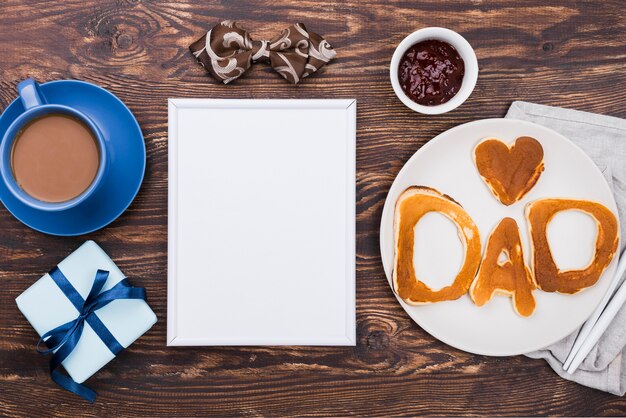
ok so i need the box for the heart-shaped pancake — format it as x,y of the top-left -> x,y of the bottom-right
474,136 -> 544,206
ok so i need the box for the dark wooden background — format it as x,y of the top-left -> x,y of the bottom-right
0,0 -> 625,416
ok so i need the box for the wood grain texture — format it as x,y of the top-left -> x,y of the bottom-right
1,0 -> 625,416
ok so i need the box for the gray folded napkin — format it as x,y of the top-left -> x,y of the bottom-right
505,101 -> 626,395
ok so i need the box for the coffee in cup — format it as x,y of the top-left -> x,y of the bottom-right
11,114 -> 100,203
0,79 -> 108,212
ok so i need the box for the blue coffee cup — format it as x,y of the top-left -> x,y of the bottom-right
0,79 -> 108,212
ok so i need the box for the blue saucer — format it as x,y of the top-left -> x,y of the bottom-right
0,80 -> 146,236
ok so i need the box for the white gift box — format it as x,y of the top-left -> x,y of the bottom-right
15,240 -> 157,384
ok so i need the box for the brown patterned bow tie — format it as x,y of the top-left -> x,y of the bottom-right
189,20 -> 336,84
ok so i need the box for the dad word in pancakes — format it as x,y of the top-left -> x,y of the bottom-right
392,136 -> 619,316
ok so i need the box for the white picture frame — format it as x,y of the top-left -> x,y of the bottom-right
167,99 -> 356,346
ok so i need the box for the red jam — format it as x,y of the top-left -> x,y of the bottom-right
398,40 -> 465,106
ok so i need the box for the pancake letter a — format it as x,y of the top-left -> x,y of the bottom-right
470,217 -> 536,316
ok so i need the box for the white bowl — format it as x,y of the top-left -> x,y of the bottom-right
390,27 -> 478,115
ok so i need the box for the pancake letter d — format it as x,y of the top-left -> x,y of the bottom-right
527,198 -> 619,294
393,187 -> 482,304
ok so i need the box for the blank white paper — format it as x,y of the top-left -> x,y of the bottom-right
168,99 -> 356,346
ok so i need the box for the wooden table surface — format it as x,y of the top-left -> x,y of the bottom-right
1,0 -> 625,416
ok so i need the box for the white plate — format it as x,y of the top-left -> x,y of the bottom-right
379,118 -> 619,356
168,99 -> 356,346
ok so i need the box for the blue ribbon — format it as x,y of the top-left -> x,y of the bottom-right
36,266 -> 147,403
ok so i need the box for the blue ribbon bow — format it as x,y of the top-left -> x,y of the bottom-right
36,266 -> 147,403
